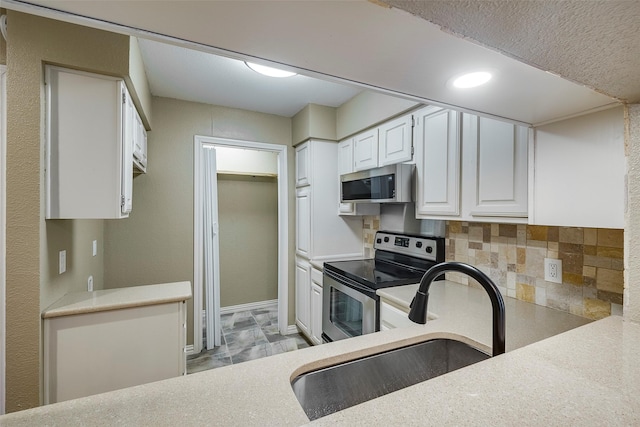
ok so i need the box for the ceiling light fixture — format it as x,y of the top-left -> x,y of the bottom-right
451,71 -> 492,89
245,62 -> 297,78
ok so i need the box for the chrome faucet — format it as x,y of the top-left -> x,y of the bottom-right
408,261 -> 506,356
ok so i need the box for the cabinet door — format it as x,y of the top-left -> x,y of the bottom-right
121,85 -> 135,215
378,114 -> 413,166
414,107 -> 461,217
295,142 -> 311,187
337,138 -> 356,214
310,273 -> 323,345
295,187 -> 311,258
45,66 -> 129,219
133,110 -> 147,173
462,115 -> 528,218
295,259 -> 311,336
379,301 -> 413,330
353,128 -> 379,171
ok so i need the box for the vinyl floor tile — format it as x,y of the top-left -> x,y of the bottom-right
187,302 -> 311,374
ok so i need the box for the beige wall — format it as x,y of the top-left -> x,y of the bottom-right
218,175 -> 278,307
292,103 -> 337,145
5,11 -> 132,411
336,91 -> 420,139
103,96 -> 294,346
127,37 -> 153,128
626,104 -> 640,322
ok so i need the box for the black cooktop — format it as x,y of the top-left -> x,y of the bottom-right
324,255 -> 433,290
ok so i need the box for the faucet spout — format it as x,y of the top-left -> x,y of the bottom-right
408,261 -> 506,356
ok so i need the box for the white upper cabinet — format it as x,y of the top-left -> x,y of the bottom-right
133,109 -> 148,173
45,66 -> 136,219
461,114 -> 529,219
414,106 -> 529,223
378,114 -> 413,166
353,128 -> 379,171
414,106 -> 461,217
295,142 -> 311,187
338,137 -> 354,176
337,138 -> 356,215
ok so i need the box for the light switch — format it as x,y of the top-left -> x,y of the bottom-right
58,250 -> 66,274
92,240 -> 97,257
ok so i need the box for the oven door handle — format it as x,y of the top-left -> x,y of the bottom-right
324,270 -> 378,300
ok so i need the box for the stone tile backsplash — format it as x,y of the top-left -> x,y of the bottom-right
363,217 -> 623,320
446,222 -> 624,320
363,216 -> 380,259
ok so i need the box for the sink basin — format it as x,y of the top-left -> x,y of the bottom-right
291,338 -> 490,420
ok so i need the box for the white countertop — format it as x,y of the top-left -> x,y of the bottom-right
41,281 -> 192,318
377,281 -> 592,352
5,282 -> 634,426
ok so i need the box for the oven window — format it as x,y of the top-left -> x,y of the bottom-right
329,287 -> 364,337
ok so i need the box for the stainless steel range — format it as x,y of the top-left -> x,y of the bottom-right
322,231 -> 444,342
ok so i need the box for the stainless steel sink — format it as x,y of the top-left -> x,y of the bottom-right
291,338 -> 490,421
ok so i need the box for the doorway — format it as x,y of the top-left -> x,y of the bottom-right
193,136 -> 288,354
0,64 -> 6,415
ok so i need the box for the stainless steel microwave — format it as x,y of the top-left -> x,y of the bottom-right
340,163 -> 414,203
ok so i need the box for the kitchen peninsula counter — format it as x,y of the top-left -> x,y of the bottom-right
3,283 -> 638,426
42,281 -> 192,318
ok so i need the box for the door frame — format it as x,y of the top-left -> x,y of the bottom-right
193,136 -> 288,354
1,64 -> 6,415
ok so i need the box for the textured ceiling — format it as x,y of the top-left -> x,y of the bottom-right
6,0 -> 621,124
383,0 -> 640,103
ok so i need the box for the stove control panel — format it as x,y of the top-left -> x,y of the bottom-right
374,232 -> 441,261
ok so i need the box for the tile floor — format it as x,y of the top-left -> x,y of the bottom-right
187,303 -> 311,374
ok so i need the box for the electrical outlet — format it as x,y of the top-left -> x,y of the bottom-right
58,250 -> 66,274
544,258 -> 562,284
88,275 -> 94,292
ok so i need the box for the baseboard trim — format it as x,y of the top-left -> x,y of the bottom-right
220,299 -> 278,315
285,325 -> 300,335
185,344 -> 195,355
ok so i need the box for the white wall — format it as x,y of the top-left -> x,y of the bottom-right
336,91 -> 420,140
216,146 -> 277,176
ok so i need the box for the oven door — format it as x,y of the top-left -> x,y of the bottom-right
322,271 -> 377,342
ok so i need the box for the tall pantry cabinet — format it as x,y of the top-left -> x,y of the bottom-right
295,139 -> 363,344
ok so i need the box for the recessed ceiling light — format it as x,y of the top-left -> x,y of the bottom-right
245,62 -> 297,78
451,71 -> 492,89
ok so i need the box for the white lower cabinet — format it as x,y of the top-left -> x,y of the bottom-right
296,259 -> 324,345
44,300 -> 187,404
310,267 -> 324,345
379,300 -> 413,331
295,258 -> 311,336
